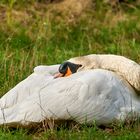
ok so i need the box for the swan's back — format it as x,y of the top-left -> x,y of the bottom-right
1,69 -> 140,126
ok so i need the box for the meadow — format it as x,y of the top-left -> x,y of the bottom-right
0,0 -> 140,139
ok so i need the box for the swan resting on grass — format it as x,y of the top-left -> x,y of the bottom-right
0,54 -> 140,127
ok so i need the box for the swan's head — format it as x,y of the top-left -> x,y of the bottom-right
54,62 -> 82,78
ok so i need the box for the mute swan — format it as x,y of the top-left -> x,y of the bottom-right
0,60 -> 140,127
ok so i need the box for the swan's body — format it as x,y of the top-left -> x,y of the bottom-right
68,54 -> 140,92
0,64 -> 140,127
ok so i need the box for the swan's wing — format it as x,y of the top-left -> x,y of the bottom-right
1,70 -> 140,126
0,65 -> 60,109
0,78 -> 85,125
33,64 -> 60,75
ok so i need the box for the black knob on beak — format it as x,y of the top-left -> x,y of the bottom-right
59,61 -> 82,76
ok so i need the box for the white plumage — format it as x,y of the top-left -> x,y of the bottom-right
0,54 -> 140,127
68,54 -> 140,92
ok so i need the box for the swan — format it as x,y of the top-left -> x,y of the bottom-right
0,55 -> 140,127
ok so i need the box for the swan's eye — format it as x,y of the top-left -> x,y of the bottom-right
77,64 -> 82,68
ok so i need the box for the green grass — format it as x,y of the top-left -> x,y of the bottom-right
0,123 -> 140,140
0,0 -> 140,139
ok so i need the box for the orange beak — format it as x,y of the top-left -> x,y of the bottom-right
54,67 -> 72,78
54,73 -> 64,78
64,67 -> 72,77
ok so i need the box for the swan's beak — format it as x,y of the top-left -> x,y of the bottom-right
54,67 -> 72,78
54,73 -> 64,78
64,67 -> 72,77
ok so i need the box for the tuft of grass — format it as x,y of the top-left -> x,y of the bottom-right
0,128 -> 31,140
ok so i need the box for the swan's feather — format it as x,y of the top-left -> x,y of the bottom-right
68,54 -> 140,92
0,68 -> 140,126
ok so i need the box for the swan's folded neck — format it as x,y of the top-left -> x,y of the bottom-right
68,54 -> 140,92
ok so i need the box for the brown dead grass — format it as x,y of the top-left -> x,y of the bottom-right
0,0 -> 133,29
49,0 -> 93,16
0,0 -> 93,25
103,10 -> 127,27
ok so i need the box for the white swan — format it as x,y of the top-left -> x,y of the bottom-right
0,59 -> 140,127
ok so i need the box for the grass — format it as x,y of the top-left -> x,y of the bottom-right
0,123 -> 140,140
0,0 -> 140,139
